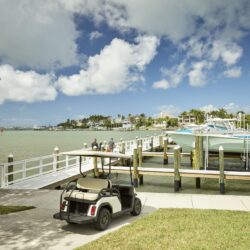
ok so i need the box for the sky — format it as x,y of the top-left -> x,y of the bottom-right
0,0 -> 250,126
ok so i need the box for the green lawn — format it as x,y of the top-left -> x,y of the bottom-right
0,205 -> 35,215
76,208 -> 250,250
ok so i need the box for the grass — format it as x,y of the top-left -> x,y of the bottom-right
76,208 -> 250,250
0,205 -> 35,215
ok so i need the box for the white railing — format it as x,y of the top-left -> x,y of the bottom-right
0,134 -> 163,188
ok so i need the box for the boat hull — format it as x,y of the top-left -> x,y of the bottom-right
168,132 -> 249,153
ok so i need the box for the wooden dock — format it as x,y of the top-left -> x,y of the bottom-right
2,134 -> 250,194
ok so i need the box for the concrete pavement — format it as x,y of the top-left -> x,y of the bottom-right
1,189 -> 250,250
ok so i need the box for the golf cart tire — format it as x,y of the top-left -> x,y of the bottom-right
95,208 -> 111,231
131,197 -> 142,216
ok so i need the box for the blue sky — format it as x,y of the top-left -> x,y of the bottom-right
0,0 -> 250,126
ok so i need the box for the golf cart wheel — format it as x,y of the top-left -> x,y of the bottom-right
95,208 -> 111,231
131,197 -> 142,216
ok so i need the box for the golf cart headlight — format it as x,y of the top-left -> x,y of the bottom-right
90,205 -> 96,216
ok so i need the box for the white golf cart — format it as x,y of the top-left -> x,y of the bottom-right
53,150 -> 142,230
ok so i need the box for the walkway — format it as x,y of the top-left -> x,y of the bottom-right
1,189 -> 250,250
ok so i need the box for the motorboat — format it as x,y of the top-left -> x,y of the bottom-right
168,118 -> 250,153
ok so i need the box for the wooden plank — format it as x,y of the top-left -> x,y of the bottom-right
63,150 -> 132,159
142,152 -> 190,157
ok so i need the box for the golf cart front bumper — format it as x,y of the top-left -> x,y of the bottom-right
53,212 -> 95,224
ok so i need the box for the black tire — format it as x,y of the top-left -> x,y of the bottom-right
94,208 -> 111,231
131,197 -> 142,216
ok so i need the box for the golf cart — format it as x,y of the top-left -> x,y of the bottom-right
53,150 -> 142,230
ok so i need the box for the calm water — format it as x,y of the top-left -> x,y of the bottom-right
0,130 -> 161,163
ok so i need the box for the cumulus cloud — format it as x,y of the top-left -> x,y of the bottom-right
223,102 -> 240,113
223,67 -> 242,78
71,0 -> 249,87
155,105 -> 180,118
0,0 -> 78,70
200,104 -> 218,113
56,36 -> 159,95
152,79 -> 170,90
89,31 -> 103,40
0,64 -> 57,104
188,61 -> 212,87
211,41 -> 243,66
223,103 -> 250,114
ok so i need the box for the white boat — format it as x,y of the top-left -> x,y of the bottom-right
167,118 -> 250,153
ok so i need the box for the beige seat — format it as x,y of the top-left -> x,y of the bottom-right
65,177 -> 112,201
65,190 -> 99,201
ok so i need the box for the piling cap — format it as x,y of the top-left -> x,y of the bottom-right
54,146 -> 59,151
219,146 -> 224,151
120,138 -> 123,141
8,154 -> 14,158
174,145 -> 181,150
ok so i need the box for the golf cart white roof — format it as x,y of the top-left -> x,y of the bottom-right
63,150 -> 132,159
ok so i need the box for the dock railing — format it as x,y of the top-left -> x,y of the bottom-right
0,135 -> 161,188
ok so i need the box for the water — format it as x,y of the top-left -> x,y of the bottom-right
0,130 -> 161,163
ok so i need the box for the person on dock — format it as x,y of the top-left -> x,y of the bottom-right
108,138 -> 115,152
91,138 -> 99,150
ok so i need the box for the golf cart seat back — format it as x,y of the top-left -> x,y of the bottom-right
76,177 -> 112,191
64,190 -> 99,201
64,178 -> 112,201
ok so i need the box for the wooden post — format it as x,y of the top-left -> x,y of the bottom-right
93,146 -> 99,177
159,135 -> 163,151
54,147 -> 60,170
138,145 -> 143,185
150,136 -> 154,152
8,154 -> 14,183
191,142 -> 195,169
194,137 -> 201,188
133,148 -> 138,187
174,146 -> 181,192
219,146 -> 225,194
163,138 -> 168,165
199,136 -> 204,169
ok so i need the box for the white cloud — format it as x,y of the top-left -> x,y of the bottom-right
56,35 -> 159,95
223,103 -> 250,114
72,0 -> 249,87
223,67 -> 242,78
89,31 -> 103,40
211,41 -> 243,66
152,79 -> 170,90
160,62 -> 187,88
155,105 -> 180,118
0,0 -> 78,70
223,102 -> 240,113
0,64 -> 57,104
200,104 -> 218,113
188,61 -> 212,87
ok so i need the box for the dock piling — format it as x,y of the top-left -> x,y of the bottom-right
219,146 -> 225,194
93,146 -> 99,177
138,145 -> 144,185
150,136 -> 154,152
194,137 -> 201,188
133,148 -> 139,187
174,146 -> 181,192
163,138 -> 168,165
